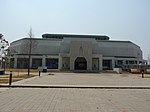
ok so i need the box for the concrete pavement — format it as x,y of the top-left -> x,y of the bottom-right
0,88 -> 150,112
12,72 -> 150,87
0,72 -> 150,112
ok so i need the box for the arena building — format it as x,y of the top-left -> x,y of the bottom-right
8,34 -> 144,71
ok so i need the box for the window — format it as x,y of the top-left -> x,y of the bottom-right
46,58 -> 58,69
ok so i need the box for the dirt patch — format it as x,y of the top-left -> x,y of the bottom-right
5,69 -> 38,72
143,74 -> 150,78
121,74 -> 129,77
48,73 -> 55,75
0,74 -> 37,84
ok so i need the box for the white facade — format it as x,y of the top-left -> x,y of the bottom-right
8,34 -> 143,71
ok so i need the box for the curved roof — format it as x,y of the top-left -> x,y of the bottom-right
42,33 -> 110,40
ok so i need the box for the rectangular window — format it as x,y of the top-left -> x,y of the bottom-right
32,58 -> 42,69
10,58 -> 14,68
46,58 -> 58,69
117,60 -> 123,65
17,58 -> 29,68
103,60 -> 112,70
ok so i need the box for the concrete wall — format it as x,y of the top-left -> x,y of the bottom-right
62,57 -> 70,70
10,38 -> 61,55
70,40 -> 92,70
10,38 -> 142,60
97,41 -> 142,59
9,37 -> 144,70
92,58 -> 99,70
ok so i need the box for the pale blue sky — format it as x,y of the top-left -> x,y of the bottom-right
0,0 -> 150,59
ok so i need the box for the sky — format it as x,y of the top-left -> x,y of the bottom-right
0,0 -> 150,59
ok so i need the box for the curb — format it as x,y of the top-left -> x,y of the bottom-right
0,85 -> 150,89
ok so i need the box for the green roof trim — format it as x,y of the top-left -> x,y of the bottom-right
42,33 -> 109,40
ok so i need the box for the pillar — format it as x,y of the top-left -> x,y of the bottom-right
30,57 -> 32,68
42,55 -> 46,67
14,57 -> 17,68
99,56 -> 103,71
87,58 -> 92,71
70,57 -> 74,70
112,58 -> 115,69
58,56 -> 62,70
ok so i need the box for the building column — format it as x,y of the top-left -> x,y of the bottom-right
58,56 -> 62,70
14,57 -> 17,68
30,57 -> 32,68
112,58 -> 115,69
123,60 -> 126,65
87,58 -> 92,71
42,56 -> 46,67
99,56 -> 102,71
70,57 -> 74,70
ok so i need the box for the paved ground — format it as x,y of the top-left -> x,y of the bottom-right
0,72 -> 150,112
0,88 -> 150,112
13,72 -> 150,86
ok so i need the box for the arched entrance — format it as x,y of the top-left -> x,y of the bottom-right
74,57 -> 87,70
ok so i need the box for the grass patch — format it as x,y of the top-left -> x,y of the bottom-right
48,73 -> 55,75
0,79 -> 20,84
5,69 -> 38,72
121,74 -> 129,77
0,79 -> 9,83
122,71 -> 130,74
142,74 -> 150,78
0,74 -> 37,84
13,74 -> 37,78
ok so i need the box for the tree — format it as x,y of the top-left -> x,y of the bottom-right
0,33 -> 9,71
25,28 -> 38,76
27,28 -> 33,76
